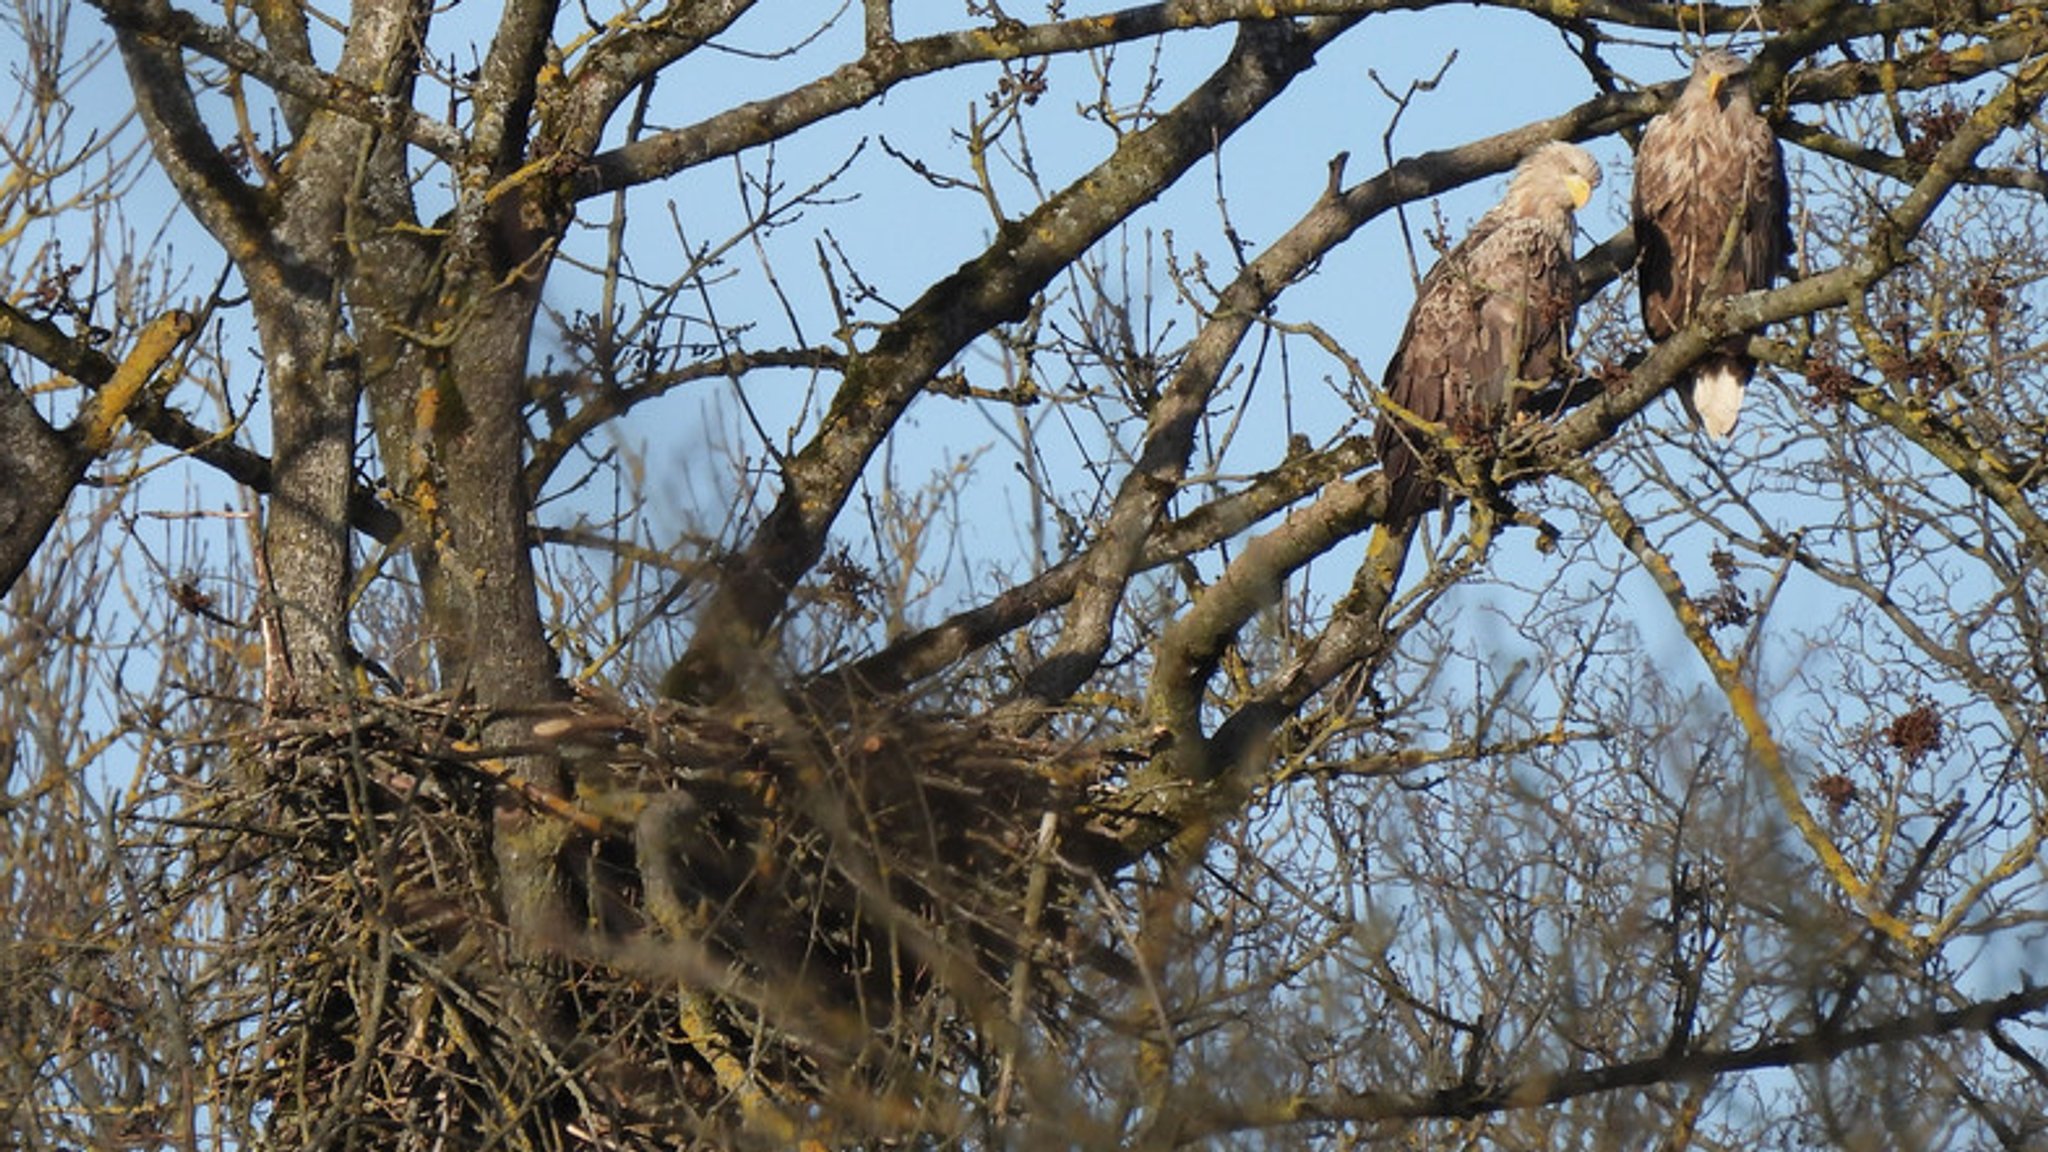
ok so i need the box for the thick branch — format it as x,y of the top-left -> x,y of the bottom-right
0,377 -> 82,597
91,0 -> 463,157
537,1 -> 755,157
250,0 -> 318,136
471,0 -> 558,174
0,312 -> 195,595
102,1 -> 276,274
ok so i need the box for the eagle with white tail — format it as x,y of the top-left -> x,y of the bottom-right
1633,48 -> 1790,439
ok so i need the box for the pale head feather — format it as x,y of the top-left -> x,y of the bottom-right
1689,48 -> 1755,107
1503,141 -> 1603,217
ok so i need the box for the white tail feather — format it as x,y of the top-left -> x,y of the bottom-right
1682,364 -> 1747,439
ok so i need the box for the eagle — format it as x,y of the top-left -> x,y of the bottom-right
1633,48 -> 1789,439
1376,141 -> 1602,525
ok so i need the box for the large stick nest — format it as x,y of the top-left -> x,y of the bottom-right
195,690 -> 1129,1148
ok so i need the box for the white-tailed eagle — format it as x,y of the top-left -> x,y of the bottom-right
1633,48 -> 1789,439
1377,141 -> 1602,524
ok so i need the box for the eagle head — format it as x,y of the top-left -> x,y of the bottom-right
1510,141 -> 1603,216
1695,48 -> 1754,106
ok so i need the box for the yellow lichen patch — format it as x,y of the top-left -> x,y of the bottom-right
483,152 -> 565,205
414,375 -> 442,437
79,310 -> 196,455
410,475 -> 440,519
966,27 -> 1025,59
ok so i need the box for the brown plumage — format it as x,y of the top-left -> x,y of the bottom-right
1634,49 -> 1789,439
1377,141 -> 1601,525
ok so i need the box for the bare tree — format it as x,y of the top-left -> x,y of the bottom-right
5,0 -> 2048,1147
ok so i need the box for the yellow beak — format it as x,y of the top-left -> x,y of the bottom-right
1706,71 -> 1726,101
1566,175 -> 1593,209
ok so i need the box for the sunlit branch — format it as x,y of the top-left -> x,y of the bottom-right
1569,458 -> 1919,951
1269,723 -> 1609,785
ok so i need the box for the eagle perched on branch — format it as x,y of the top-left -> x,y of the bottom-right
1377,141 -> 1602,525
1634,48 -> 1789,439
